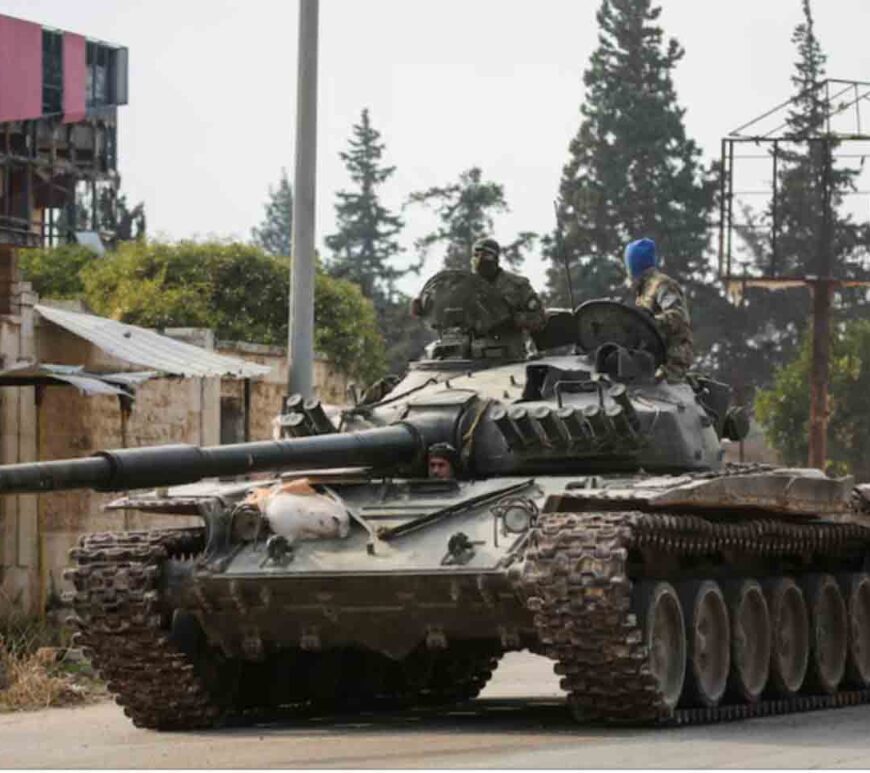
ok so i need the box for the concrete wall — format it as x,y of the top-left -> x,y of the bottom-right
216,340 -> 348,442
0,279 -> 38,613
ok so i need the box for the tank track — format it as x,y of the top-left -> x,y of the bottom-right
523,511 -> 870,725
405,645 -> 502,706
66,528 -> 230,730
67,528 -> 502,728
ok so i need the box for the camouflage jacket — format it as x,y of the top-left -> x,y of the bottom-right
489,269 -> 546,334
635,268 -> 693,381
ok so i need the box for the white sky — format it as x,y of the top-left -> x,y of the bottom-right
1,0 -> 869,294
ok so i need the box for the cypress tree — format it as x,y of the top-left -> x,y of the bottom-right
546,0 -> 713,307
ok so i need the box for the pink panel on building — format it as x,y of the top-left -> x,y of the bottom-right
62,33 -> 86,123
0,14 -> 43,122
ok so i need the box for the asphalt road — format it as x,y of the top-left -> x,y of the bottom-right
3,652 -> 870,768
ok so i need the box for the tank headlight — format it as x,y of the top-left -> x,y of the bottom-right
503,506 -> 532,534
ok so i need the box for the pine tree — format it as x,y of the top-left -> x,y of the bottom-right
324,109 -> 429,376
252,169 -> 293,256
546,0 -> 714,308
408,167 -> 533,271
325,109 -> 411,310
775,0 -> 865,282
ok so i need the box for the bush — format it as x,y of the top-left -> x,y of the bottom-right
756,319 -> 870,479
20,240 -> 387,383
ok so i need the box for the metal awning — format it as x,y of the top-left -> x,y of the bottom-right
0,362 -> 155,397
35,305 -> 271,379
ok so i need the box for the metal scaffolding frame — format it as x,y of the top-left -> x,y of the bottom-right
719,78 -> 870,470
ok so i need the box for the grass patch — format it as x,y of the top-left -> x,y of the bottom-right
0,606 -> 106,712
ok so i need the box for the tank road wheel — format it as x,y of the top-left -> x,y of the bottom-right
634,581 -> 686,711
765,577 -> 809,697
725,579 -> 771,703
802,574 -> 848,693
679,580 -> 730,708
840,573 -> 870,687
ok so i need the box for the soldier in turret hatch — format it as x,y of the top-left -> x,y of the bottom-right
470,237 -> 546,339
410,237 -> 545,358
624,238 -> 694,383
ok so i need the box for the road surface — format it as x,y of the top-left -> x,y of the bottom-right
2,652 -> 870,768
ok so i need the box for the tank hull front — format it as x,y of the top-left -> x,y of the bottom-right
179,568 -> 533,660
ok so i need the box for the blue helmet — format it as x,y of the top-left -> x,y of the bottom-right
624,238 -> 658,280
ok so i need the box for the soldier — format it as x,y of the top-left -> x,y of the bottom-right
410,237 -> 545,358
427,442 -> 460,480
470,237 -> 546,338
624,238 -> 693,382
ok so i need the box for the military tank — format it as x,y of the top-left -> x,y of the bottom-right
4,269 -> 870,729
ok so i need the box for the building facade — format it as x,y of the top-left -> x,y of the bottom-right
0,13 -> 128,250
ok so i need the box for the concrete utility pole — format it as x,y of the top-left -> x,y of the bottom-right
287,0 -> 319,398
808,137 -> 835,471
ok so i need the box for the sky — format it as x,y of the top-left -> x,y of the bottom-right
1,0 -> 869,294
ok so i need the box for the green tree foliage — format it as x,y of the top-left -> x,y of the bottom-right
326,109 -> 413,309
546,0 -> 714,307
756,320 -> 870,480
20,241 -> 385,382
252,169 -> 293,257
408,167 -> 535,271
18,244 -> 95,298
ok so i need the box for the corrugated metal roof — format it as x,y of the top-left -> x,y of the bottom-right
35,305 -> 271,379
0,362 -> 155,397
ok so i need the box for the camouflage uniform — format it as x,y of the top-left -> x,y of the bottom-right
488,268 -> 546,357
634,268 -> 693,382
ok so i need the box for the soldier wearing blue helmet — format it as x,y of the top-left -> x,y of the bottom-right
624,238 -> 693,382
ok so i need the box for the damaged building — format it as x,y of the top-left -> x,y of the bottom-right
0,13 -> 128,252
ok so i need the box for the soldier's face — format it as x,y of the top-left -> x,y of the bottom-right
472,250 -> 498,279
428,457 -> 454,479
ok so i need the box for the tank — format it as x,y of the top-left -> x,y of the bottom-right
6,269 -> 870,728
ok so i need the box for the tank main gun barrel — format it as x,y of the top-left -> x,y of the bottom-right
0,425 -> 422,495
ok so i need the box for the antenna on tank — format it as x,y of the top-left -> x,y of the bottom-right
553,200 -> 576,309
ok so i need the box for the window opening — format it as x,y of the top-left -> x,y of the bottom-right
42,30 -> 63,115
87,41 -> 117,108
